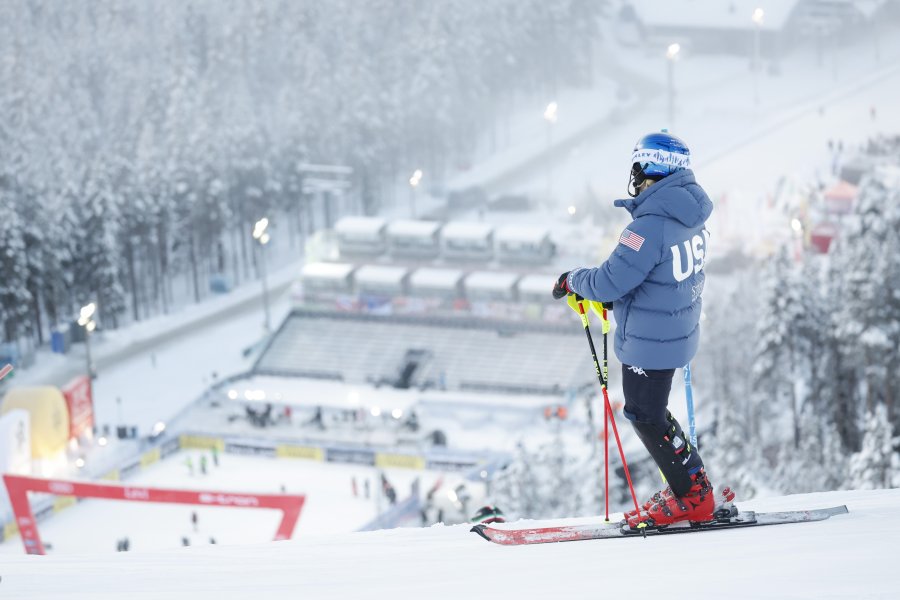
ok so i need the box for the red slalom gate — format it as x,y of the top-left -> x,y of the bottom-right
3,474 -> 306,555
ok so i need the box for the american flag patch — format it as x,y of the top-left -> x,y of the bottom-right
619,229 -> 645,251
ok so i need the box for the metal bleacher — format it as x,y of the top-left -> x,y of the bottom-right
254,310 -> 594,395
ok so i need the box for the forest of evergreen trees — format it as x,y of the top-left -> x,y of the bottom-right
0,0 -> 600,344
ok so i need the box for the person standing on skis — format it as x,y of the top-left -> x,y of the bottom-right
552,131 -> 714,528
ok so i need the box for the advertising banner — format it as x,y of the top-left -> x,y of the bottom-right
61,375 -> 94,440
2,474 -> 306,555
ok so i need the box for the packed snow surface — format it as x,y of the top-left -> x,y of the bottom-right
2,489 -> 897,599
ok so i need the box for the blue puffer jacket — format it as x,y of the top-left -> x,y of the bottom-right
566,169 -> 713,369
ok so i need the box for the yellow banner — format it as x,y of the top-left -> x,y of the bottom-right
375,453 -> 425,470
3,521 -> 18,540
179,435 -> 225,451
53,495 -> 77,512
276,445 -> 324,461
140,447 -> 161,467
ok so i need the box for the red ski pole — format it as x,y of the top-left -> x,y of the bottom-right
604,374 -> 609,521
574,300 -> 640,517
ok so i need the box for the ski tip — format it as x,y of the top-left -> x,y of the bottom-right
470,524 -> 490,541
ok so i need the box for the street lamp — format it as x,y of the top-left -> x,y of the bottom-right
752,8 -> 764,106
543,101 -> 558,202
252,217 -> 272,332
408,169 -> 423,218
77,302 -> 97,380
543,101 -> 558,124
666,43 -> 681,128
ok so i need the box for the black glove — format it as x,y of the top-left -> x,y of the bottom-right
552,272 -> 577,300
601,301 -> 613,310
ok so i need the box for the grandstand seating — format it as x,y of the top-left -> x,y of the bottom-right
254,310 -> 594,395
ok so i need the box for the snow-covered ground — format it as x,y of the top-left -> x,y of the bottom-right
1,488 -> 896,599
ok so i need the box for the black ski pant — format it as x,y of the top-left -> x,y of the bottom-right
621,364 -> 704,498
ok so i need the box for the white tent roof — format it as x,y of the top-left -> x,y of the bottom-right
355,265 -> 408,286
387,220 -> 442,237
495,225 -> 550,244
441,222 -> 494,241
409,268 -> 464,289
301,262 -> 355,280
517,273 -> 556,295
464,271 -> 521,292
335,216 -> 386,236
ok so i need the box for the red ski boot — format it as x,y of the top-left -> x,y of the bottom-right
626,470 -> 714,529
623,486 -> 673,521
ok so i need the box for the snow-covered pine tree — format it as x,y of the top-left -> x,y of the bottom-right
492,424 -> 589,520
775,404 -> 848,493
750,247 -> 800,456
694,273 -> 762,496
0,181 -> 33,342
830,165 -> 900,441
849,403 -> 897,490
491,442 -> 542,520
67,165 -> 126,328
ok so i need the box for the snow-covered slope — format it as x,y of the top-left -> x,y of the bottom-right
3,489 -> 897,600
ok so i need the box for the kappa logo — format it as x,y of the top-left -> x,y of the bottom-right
627,366 -> 648,377
671,229 -> 710,283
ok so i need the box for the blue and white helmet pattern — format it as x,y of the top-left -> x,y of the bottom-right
631,131 -> 691,179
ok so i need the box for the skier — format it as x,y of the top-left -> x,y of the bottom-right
191,510 -> 198,532
211,445 -> 219,467
552,131 -> 715,528
200,455 -> 208,476
184,455 -> 194,477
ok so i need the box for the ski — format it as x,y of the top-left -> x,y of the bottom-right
471,505 -> 849,546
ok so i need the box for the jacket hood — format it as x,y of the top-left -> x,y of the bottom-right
613,169 -> 713,227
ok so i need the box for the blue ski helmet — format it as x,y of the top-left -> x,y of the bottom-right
630,130 -> 691,184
